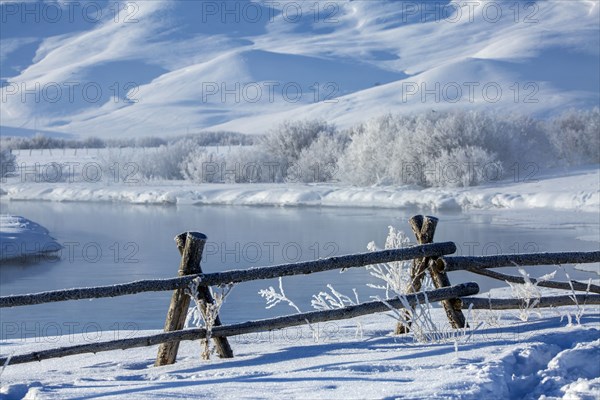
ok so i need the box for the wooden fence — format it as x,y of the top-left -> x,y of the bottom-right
394,215 -> 600,334
1,215 -> 599,367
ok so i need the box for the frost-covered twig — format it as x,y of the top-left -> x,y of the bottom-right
564,270 -> 591,325
366,226 -> 436,334
311,285 -> 357,310
259,277 -> 315,336
185,277 -> 233,360
366,226 -> 426,298
259,277 -> 302,314
311,285 -> 363,338
472,292 -> 503,331
0,354 -> 12,379
506,268 -> 556,321
378,290 -> 445,344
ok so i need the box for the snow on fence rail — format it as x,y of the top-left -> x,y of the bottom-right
442,253 -> 600,294
0,241 -> 456,308
1,215 -> 599,368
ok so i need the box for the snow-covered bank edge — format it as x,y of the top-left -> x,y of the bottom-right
1,166 -> 599,212
0,215 -> 62,262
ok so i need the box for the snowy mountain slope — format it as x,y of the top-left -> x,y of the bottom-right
0,0 -> 598,137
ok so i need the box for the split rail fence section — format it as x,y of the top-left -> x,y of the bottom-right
1,215 -> 599,367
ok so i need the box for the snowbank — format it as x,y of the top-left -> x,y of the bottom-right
1,166 -> 598,212
0,215 -> 61,262
0,309 -> 598,399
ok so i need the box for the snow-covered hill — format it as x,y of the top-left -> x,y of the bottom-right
1,0 -> 599,137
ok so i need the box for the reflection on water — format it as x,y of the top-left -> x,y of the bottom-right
0,201 -> 598,339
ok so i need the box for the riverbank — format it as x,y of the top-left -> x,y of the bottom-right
1,165 -> 598,212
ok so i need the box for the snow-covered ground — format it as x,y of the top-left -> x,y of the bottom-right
1,304 -> 598,400
0,215 -> 61,261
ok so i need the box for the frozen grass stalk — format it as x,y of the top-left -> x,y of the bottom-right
506,268 -> 557,321
0,354 -> 12,379
185,277 -> 233,360
564,269 -> 590,325
311,285 -> 363,338
259,277 -> 316,337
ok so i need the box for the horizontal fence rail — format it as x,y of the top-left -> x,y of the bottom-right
0,242 -> 456,308
462,293 -> 600,310
0,282 -> 479,366
463,266 -> 600,294
443,252 -> 600,272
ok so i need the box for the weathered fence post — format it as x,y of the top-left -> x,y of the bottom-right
155,232 -> 233,366
396,215 -> 466,334
395,215 -> 437,334
429,256 -> 467,329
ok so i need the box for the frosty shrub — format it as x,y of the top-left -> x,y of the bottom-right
380,291 -> 448,344
181,149 -> 220,183
425,145 -> 501,187
367,225 -> 447,342
140,139 -> 197,180
259,277 -> 304,314
100,139 -> 197,181
243,119 -> 342,182
182,146 -> 279,183
338,114 -> 408,186
339,110 -> 557,187
563,270 -> 591,326
311,285 -> 359,311
311,284 -> 363,338
259,277 -> 316,336
548,108 -> 600,165
0,148 -> 16,177
294,132 -> 348,183
260,120 -> 337,170
227,146 -> 282,183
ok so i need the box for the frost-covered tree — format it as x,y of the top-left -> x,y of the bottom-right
294,132 -> 348,182
548,108 -> 600,165
339,110 -> 561,188
260,120 -> 337,165
101,139 -> 197,181
182,146 -> 281,183
0,148 -> 16,177
338,114 -> 406,186
426,145 -> 501,187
